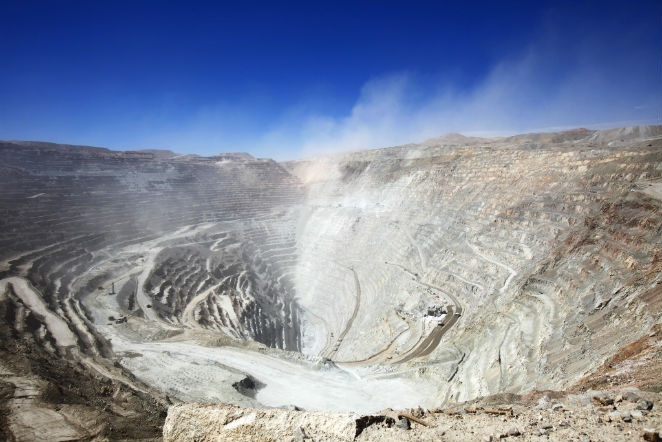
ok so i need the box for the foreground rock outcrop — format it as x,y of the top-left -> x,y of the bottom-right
165,389 -> 661,442
164,403 -> 368,441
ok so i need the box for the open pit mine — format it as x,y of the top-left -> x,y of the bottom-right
0,126 -> 661,441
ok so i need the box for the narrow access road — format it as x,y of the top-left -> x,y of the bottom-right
339,262 -> 464,365
465,240 -> 517,294
385,261 -> 463,308
326,267 -> 362,360
181,278 -> 229,327
337,314 -> 412,366
389,263 -> 464,363
397,305 -> 463,362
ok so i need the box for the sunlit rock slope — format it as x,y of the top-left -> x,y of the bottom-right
285,126 -> 661,404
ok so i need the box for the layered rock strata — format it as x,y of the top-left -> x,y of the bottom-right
0,126 -> 660,439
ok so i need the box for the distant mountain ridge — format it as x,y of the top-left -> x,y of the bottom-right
4,125 -> 660,160
420,125 -> 661,148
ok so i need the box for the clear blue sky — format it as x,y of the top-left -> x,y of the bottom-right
1,1 -> 660,159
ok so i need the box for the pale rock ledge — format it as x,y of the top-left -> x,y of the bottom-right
163,402 -> 391,442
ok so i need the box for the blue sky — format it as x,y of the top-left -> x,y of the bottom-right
1,1 -> 660,159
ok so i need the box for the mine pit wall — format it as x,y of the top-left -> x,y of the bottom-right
0,141 -> 305,354
0,129 -> 660,434
287,133 -> 662,401
141,231 -> 302,351
0,143 -> 308,437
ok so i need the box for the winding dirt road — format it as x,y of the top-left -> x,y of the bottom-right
338,262 -> 464,365
337,313 -> 412,366
326,267 -> 362,360
397,305 -> 461,362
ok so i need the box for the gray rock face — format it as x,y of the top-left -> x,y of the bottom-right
396,417 -> 411,430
